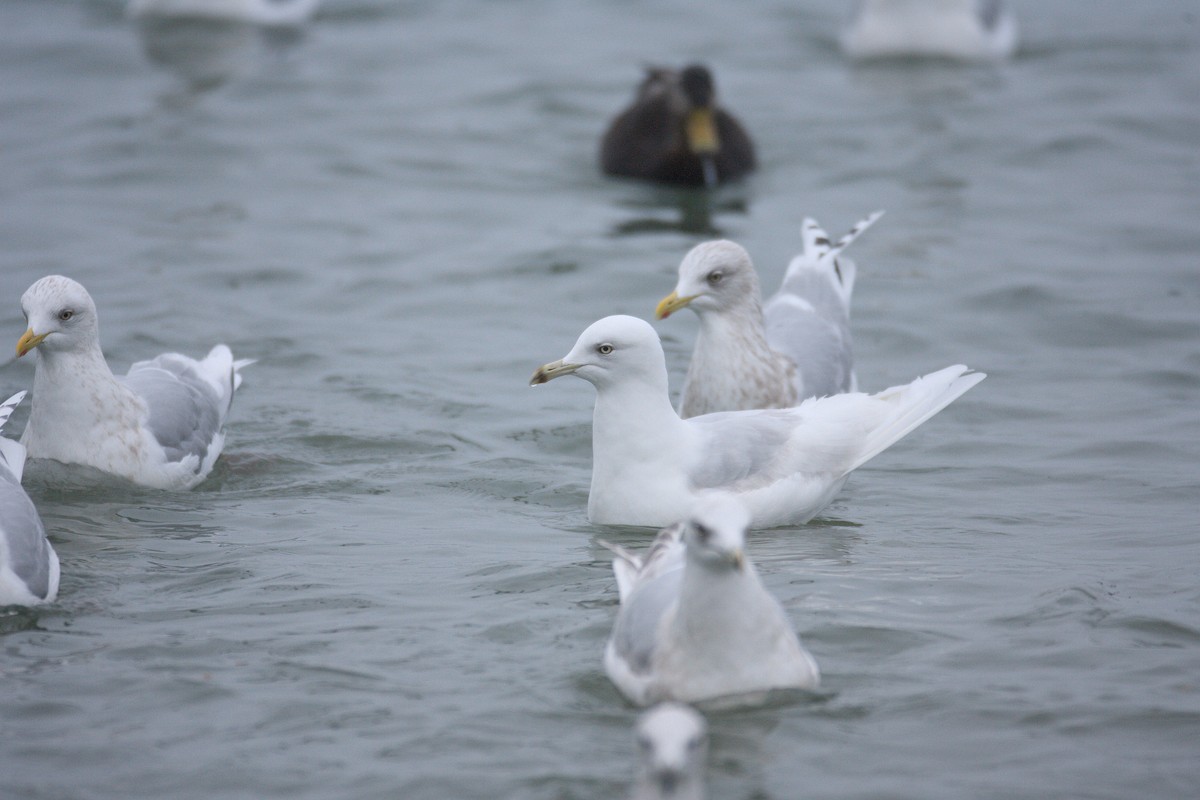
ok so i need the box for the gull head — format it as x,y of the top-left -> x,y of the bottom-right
17,276 -> 100,358
634,702 -> 708,799
656,240 -> 760,320
682,492 -> 751,573
530,315 -> 667,391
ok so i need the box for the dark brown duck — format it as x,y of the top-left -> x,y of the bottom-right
600,64 -> 756,188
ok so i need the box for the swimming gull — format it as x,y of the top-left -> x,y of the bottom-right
601,493 -> 820,707
656,211 -> 882,418
629,703 -> 708,800
600,64 -> 755,188
16,275 -> 253,490
841,0 -> 1018,62
0,391 -> 60,607
126,0 -> 321,26
531,314 -> 984,528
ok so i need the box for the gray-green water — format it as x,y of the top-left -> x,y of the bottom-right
2,1 -> 1198,798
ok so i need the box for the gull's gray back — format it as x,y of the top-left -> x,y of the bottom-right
686,409 -> 800,491
613,568 -> 684,674
764,267 -> 854,399
120,355 -> 224,465
0,466 -> 54,601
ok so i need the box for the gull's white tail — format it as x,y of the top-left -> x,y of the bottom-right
849,365 -> 985,473
598,539 -> 643,602
785,210 -> 885,304
0,391 -> 29,479
0,391 -> 26,433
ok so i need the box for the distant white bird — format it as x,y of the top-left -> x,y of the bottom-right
531,315 -> 984,528
16,276 -> 252,490
0,391 -> 60,607
841,0 -> 1019,62
629,703 -> 708,800
601,494 -> 820,707
126,0 -> 320,26
656,211 -> 882,418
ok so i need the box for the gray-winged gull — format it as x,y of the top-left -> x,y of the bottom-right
0,391 -> 59,607
16,275 -> 252,490
601,493 -> 820,707
656,211 -> 882,418
841,0 -> 1018,62
629,703 -> 708,800
530,315 -> 984,528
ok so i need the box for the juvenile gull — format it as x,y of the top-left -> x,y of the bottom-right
0,391 -> 60,607
656,211 -> 882,418
629,703 -> 708,800
16,276 -> 252,490
531,315 -> 983,528
601,494 -> 820,707
841,0 -> 1018,62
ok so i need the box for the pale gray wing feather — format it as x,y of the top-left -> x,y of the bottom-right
763,273 -> 854,398
0,473 -> 53,600
120,355 -> 224,465
611,567 -> 684,675
686,410 -> 800,490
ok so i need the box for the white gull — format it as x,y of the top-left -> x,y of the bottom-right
126,0 -> 320,26
841,0 -> 1019,62
601,493 -> 820,707
531,315 -> 984,528
628,702 -> 708,800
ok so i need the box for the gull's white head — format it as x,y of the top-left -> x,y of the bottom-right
530,315 -> 667,391
633,702 -> 708,800
656,240 -> 760,320
682,492 -> 751,573
17,275 -> 100,358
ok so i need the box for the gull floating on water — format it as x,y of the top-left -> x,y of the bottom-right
0,391 -> 59,607
601,494 -> 820,707
16,276 -> 252,490
600,64 -> 756,188
126,0 -> 321,26
841,0 -> 1019,62
629,703 -> 708,800
531,315 -> 983,528
656,211 -> 883,418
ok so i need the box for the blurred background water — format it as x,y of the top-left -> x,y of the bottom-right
1,1 -> 1198,798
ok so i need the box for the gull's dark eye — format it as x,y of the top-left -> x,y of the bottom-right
706,271 -> 723,285
58,309 -> 74,321
687,735 -> 706,751
597,343 -> 614,355
636,735 -> 653,752
693,523 -> 712,541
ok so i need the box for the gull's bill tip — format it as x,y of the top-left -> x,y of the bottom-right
16,328 -> 48,357
530,359 -> 581,386
655,291 -> 697,320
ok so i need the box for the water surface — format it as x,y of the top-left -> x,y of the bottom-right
2,1 -> 1198,798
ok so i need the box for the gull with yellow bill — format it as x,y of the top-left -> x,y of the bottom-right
656,211 -> 882,418
15,275 -> 252,490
